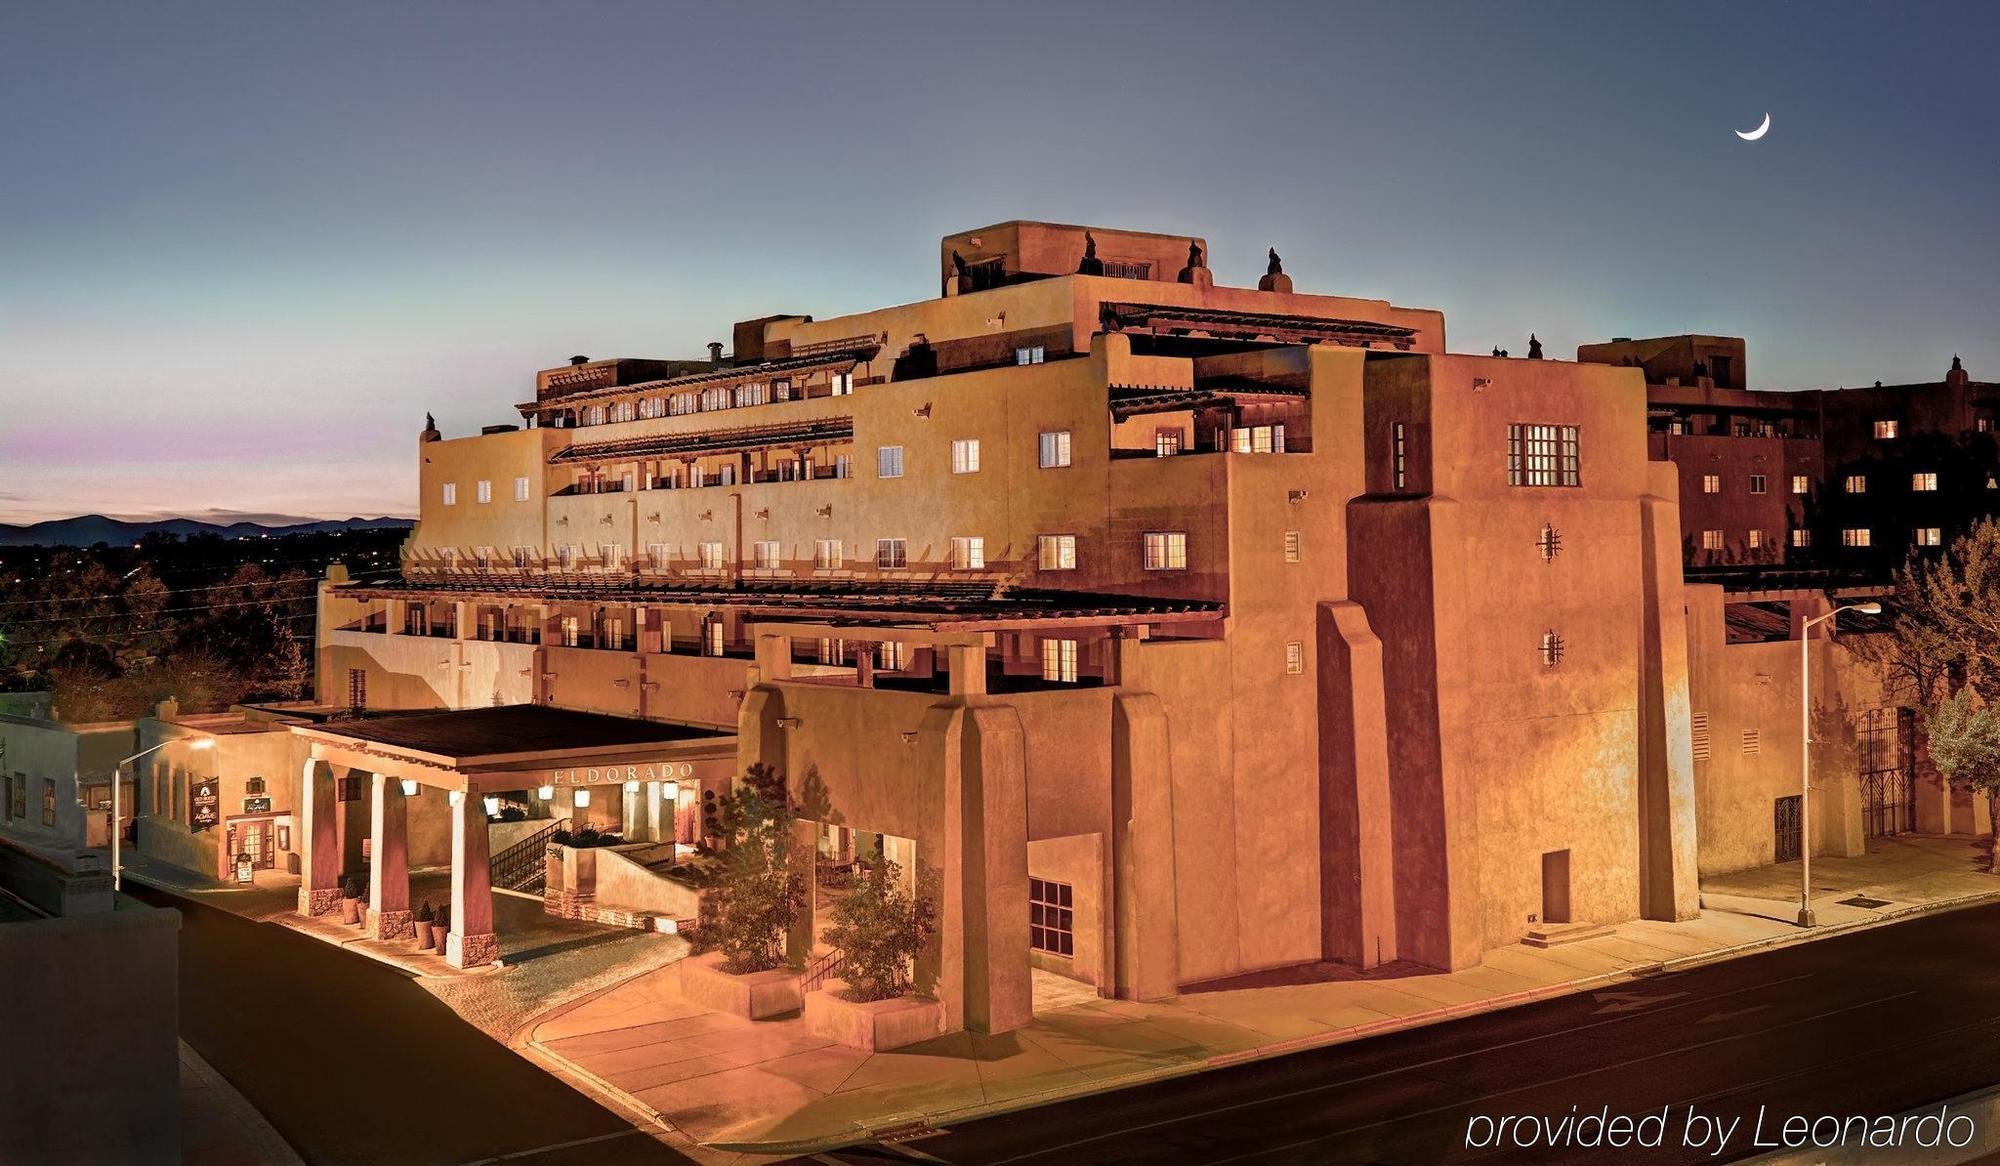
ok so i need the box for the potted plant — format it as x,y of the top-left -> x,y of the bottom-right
340,875 -> 365,925
413,900 -> 436,950
433,903 -> 451,953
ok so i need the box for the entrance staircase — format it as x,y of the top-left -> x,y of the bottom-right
491,818 -> 568,894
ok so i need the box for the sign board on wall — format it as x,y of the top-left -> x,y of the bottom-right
542,761 -> 697,786
242,795 -> 273,815
190,778 -> 220,831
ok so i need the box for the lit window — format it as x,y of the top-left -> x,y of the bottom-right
1040,638 -> 1078,683
1284,530 -> 1301,563
1154,429 -> 1183,457
1029,877 -> 1073,956
1979,417 -> 1993,434
951,439 -> 981,474
1702,530 -> 1724,550
1791,529 -> 1811,548
1143,531 -> 1188,571
814,539 -> 843,570
1912,472 -> 1939,492
1037,534 -> 1077,571
1392,422 -> 1407,489
699,541 -> 724,571
950,536 -> 985,570
514,476 -> 531,501
1874,419 -> 1899,439
1507,424 -> 1581,487
1747,530 -> 1765,549
877,446 -> 904,479
1791,475 -> 1811,494
1915,527 -> 1942,546
1540,630 -> 1566,666
1844,475 -> 1867,494
1842,528 -> 1872,547
1702,474 -> 1721,494
1748,475 -> 1766,495
1015,346 -> 1046,365
1230,425 -> 1285,454
754,540 -> 781,570
876,538 -> 908,569
703,617 -> 725,657
877,641 -> 907,671
1038,430 -> 1072,469
1285,641 -> 1305,675
441,482 -> 457,506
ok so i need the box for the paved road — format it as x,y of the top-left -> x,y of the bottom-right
803,902 -> 2000,1165
131,884 -> 692,1166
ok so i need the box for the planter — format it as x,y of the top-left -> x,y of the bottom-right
679,951 -> 802,1020
414,920 -> 435,950
805,981 -> 945,1051
340,897 -> 361,925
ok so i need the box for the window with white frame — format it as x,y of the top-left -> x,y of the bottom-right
601,543 -> 623,570
1874,419 -> 1899,439
1913,472 -> 1939,492
1748,474 -> 1767,495
951,536 -> 985,569
1702,530 -> 1725,550
829,371 -> 853,396
1507,424 -> 1581,487
1154,428 -> 1182,457
1037,534 -> 1077,571
1844,474 -> 1867,493
1230,424 -> 1285,454
876,538 -> 908,569
877,446 -> 904,478
1143,531 -> 1188,570
1843,528 -> 1872,547
1015,346 -> 1045,365
1791,474 -> 1811,494
1040,638 -> 1079,683
1702,474 -> 1721,494
514,476 -> 531,501
1038,430 -> 1072,469
698,541 -> 724,571
814,539 -> 843,570
754,540 -> 781,570
1916,527 -> 1943,546
951,439 -> 981,474
476,479 -> 492,504
441,482 -> 457,506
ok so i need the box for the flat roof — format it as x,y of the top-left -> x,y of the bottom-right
302,705 -> 728,762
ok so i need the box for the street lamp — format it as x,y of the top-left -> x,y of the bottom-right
1797,601 -> 1883,927
113,737 -> 214,892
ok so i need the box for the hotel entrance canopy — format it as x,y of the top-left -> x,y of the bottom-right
290,705 -> 738,794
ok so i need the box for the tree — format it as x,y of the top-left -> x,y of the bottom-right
1924,690 -> 2000,842
683,764 -> 807,974
822,859 -> 937,1002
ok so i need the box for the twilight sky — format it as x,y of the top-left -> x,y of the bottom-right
3,1 -> 1995,525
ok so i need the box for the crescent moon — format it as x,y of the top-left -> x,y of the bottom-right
1736,112 -> 1771,141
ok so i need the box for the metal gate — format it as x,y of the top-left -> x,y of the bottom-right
1774,794 -> 1803,863
1860,707 -> 1918,839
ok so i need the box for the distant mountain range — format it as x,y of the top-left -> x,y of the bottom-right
0,515 -> 415,548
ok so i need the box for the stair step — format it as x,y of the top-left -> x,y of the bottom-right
1522,921 -> 1614,948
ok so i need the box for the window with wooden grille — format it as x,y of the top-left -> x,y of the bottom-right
1742,728 -> 1761,755
1029,877 -> 1074,956
1507,424 -> 1580,487
1692,713 -> 1711,762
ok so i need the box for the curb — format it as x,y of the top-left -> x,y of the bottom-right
699,887 -> 2000,1157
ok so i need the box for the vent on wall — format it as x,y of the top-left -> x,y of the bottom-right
1692,713 -> 1711,762
1742,728 -> 1761,755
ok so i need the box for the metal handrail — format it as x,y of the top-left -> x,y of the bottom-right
801,947 -> 845,993
491,817 -> 568,893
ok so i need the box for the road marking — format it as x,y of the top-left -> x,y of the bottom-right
1699,1003 -> 1772,1024
983,972 -> 1815,1164
1591,989 -> 1690,1014
1217,989 -> 1921,1166
456,1128 -> 646,1164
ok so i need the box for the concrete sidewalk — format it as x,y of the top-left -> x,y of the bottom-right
519,834 -> 2000,1161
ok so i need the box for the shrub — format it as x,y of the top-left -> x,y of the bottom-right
341,875 -> 364,900
682,764 -> 807,974
822,860 -> 937,1002
434,904 -> 451,932
414,900 -> 434,923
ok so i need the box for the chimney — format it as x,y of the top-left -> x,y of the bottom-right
708,342 -> 725,367
568,354 -> 589,366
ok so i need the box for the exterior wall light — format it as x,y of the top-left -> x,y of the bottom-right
482,795 -> 500,817
448,790 -> 463,807
624,779 -> 640,793
400,777 -> 420,797
537,785 -> 555,800
573,788 -> 591,808
661,780 -> 680,801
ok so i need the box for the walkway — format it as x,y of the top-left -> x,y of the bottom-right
520,835 -> 2000,1157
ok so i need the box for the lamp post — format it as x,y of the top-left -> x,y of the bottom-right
1797,601 -> 1883,926
112,736 -> 214,891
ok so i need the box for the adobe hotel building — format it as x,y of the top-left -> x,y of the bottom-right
312,220 -> 1707,1029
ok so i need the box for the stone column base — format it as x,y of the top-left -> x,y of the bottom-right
299,887 -> 340,916
366,908 -> 413,940
446,930 -> 500,969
